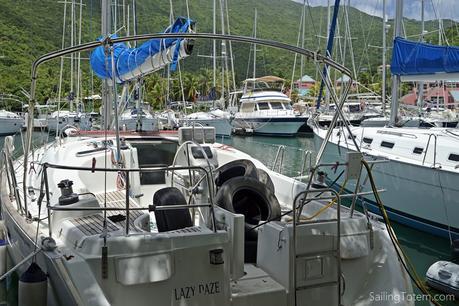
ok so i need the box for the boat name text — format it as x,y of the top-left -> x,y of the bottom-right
174,281 -> 221,300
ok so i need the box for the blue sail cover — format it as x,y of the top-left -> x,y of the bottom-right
90,17 -> 194,83
391,37 -> 459,76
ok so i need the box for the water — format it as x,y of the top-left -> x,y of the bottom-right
0,132 -> 455,305
225,135 -> 456,306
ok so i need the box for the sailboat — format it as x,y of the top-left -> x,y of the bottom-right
0,109 -> 24,135
0,1 -> 413,305
181,0 -> 233,138
311,0 -> 459,239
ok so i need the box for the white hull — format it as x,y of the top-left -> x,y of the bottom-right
47,116 -> 92,133
0,117 -> 23,135
232,117 -> 305,136
313,127 -> 459,238
182,118 -> 232,137
119,118 -> 158,131
0,133 -> 412,306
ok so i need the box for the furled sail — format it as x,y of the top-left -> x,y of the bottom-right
90,17 -> 195,83
391,37 -> 459,81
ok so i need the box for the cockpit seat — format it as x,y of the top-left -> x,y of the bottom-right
153,187 -> 193,232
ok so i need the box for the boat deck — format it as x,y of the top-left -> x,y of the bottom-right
70,190 -> 144,236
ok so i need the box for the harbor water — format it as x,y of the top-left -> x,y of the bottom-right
0,132 -> 456,305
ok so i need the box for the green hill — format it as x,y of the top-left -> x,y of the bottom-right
0,0 -> 457,109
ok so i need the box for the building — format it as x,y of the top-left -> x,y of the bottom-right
294,75 -> 315,96
401,84 -> 459,109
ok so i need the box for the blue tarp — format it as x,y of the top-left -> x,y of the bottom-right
391,37 -> 459,76
90,17 -> 194,82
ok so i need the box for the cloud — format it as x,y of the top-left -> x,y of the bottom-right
291,0 -> 459,21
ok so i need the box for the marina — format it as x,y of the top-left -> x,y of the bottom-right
0,0 -> 458,305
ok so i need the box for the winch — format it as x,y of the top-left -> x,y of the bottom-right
57,179 -> 79,205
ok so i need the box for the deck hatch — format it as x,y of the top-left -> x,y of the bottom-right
362,137 -> 373,144
380,141 -> 394,149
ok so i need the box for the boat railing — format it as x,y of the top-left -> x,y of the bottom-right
40,163 -> 218,237
296,150 -> 313,180
2,149 -> 24,215
271,145 -> 286,174
422,133 -> 438,167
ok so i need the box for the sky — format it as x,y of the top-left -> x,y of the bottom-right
292,0 -> 459,22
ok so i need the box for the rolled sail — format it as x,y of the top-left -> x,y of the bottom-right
90,17 -> 195,83
391,37 -> 459,81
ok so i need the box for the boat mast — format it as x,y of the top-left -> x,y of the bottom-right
220,0 -> 230,107
300,0 -> 306,81
416,0 -> 425,113
76,0 -> 83,113
224,0 -> 237,106
253,8 -> 257,79
315,0 -> 341,109
213,0 -> 217,94
381,0 -> 387,113
101,0 -> 113,128
389,0 -> 403,126
70,0 -> 75,112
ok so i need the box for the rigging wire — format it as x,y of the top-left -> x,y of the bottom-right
361,160 -> 442,306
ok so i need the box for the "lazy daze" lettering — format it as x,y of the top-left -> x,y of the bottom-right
174,281 -> 221,300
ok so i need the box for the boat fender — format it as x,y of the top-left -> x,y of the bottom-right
426,261 -> 459,298
214,159 -> 258,189
18,262 -> 47,306
215,176 -> 281,262
62,127 -> 78,137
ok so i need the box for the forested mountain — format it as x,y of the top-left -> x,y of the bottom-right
0,0 -> 457,109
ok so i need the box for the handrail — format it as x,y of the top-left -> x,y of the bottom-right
299,150 -> 313,178
422,133 -> 438,167
23,32 -> 354,216
271,145 -> 286,174
42,163 -> 217,236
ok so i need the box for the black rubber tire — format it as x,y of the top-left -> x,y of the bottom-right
215,176 -> 281,240
257,169 -> 275,194
244,240 -> 258,263
214,159 -> 258,189
153,187 -> 193,232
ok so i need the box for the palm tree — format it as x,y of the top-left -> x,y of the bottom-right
198,69 -> 213,97
184,74 -> 199,102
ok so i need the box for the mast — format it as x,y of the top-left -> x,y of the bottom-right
300,0 -> 306,80
315,0 -> 341,109
70,0 -> 75,112
389,0 -> 403,126
213,0 -> 217,90
224,0 -> 237,104
220,0 -> 230,107
76,0 -> 83,113
253,8 -> 257,79
416,0 -> 425,112
381,0 -> 387,113
101,0 -> 113,129
133,0 -> 137,47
